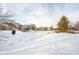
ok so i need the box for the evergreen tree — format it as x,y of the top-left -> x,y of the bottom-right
57,16 -> 69,32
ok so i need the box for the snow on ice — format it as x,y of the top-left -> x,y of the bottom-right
0,30 -> 79,55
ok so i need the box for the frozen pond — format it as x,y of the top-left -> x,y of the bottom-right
0,30 -> 79,55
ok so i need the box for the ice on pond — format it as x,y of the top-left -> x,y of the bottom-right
0,30 -> 79,55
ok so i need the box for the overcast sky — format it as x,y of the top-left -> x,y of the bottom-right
0,3 -> 79,27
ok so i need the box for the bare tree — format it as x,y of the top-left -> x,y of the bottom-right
0,5 -> 15,23
0,5 -> 15,30
74,21 -> 79,30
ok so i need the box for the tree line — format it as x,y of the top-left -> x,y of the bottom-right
0,7 -> 79,32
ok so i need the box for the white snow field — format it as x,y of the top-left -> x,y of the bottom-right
0,30 -> 79,55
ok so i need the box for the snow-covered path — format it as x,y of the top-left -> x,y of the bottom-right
0,30 -> 79,55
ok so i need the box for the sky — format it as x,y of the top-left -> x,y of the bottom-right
0,3 -> 79,27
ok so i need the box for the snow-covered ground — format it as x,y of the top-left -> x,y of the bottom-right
0,30 -> 79,55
